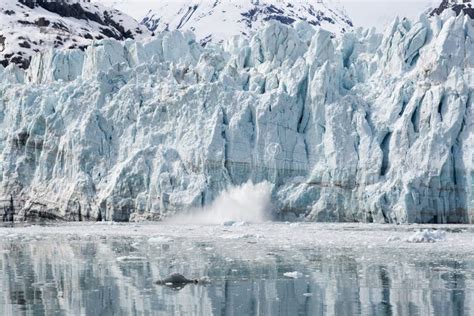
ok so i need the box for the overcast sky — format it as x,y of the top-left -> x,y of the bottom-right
96,0 -> 440,31
337,0 -> 438,30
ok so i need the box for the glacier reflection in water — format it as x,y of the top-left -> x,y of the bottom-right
0,226 -> 472,315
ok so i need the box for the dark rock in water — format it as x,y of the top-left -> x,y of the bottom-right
155,273 -> 199,290
157,273 -> 198,284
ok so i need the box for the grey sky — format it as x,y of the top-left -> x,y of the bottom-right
337,0 -> 438,30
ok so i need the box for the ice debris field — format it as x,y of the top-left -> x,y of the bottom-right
1,222 -> 472,254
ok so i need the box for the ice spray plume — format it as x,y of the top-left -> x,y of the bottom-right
167,181 -> 273,224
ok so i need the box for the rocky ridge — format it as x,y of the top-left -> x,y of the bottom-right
0,0 -> 148,68
140,0 -> 353,45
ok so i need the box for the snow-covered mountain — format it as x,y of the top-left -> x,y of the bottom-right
431,0 -> 474,18
0,7 -> 472,223
140,0 -> 353,45
0,0 -> 148,68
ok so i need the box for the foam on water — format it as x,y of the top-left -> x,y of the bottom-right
167,181 -> 273,224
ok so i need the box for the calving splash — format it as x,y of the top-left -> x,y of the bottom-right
168,181 -> 273,224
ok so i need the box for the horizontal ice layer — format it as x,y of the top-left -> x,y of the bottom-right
0,10 -> 472,223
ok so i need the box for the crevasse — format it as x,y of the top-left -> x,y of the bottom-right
0,10 -> 472,223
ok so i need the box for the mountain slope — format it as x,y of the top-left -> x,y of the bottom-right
0,0 -> 148,69
140,0 -> 353,45
431,0 -> 474,18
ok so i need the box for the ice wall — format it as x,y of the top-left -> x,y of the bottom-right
0,10 -> 472,223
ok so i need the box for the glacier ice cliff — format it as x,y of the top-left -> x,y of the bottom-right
0,10 -> 472,223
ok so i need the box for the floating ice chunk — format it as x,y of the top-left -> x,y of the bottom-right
232,221 -> 248,227
386,236 -> 401,242
148,236 -> 173,244
284,271 -> 303,279
116,256 -> 147,262
242,234 -> 257,239
222,221 -> 236,226
198,276 -> 211,284
405,230 -> 446,243
222,221 -> 249,227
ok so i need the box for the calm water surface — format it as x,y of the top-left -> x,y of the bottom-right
0,223 -> 472,315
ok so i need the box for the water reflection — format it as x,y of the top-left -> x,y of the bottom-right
0,233 -> 472,315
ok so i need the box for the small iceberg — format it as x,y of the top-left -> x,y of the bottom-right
116,256 -> 147,262
148,236 -> 173,244
405,229 -> 446,243
284,271 -> 303,279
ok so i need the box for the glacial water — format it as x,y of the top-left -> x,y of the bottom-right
0,223 -> 473,315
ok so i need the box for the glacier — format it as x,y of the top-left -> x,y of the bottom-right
0,10 -> 472,223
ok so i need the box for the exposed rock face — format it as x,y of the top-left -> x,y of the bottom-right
0,10 -> 472,223
0,0 -> 148,69
431,0 -> 474,19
